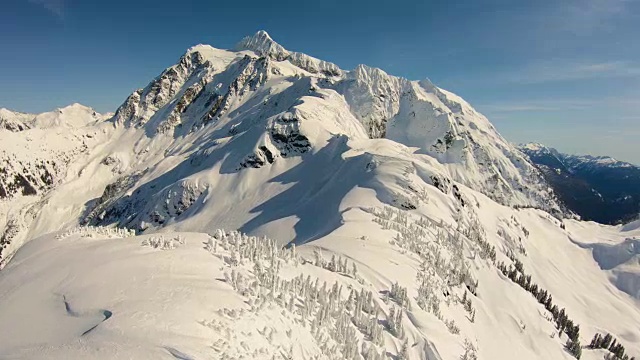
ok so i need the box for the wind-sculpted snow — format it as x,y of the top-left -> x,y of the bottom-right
622,219 -> 640,232
570,235 -> 640,299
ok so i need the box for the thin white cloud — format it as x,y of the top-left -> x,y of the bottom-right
28,0 -> 64,19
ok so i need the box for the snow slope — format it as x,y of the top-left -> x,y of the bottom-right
0,31 -> 637,360
1,191 -> 639,360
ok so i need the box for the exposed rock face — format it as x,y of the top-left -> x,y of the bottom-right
83,173 -> 208,232
113,49 -> 214,128
0,146 -> 87,200
269,112 -> 312,157
82,171 -> 147,226
239,111 -> 312,169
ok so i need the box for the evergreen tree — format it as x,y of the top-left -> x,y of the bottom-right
589,333 -> 601,348
565,338 -> 582,359
602,333 -> 613,349
545,294 -> 553,310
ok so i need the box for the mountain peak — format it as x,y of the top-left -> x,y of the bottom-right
235,30 -> 289,60
0,107 -> 31,117
520,142 -> 551,152
185,43 -> 216,54
253,30 -> 273,40
61,103 -> 94,111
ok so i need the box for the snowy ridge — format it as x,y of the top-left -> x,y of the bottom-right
32,103 -> 103,128
520,142 -> 549,152
563,154 -> 636,170
520,143 -> 637,170
236,30 -> 343,76
0,104 -> 104,131
0,31 -> 638,360
0,103 -> 103,132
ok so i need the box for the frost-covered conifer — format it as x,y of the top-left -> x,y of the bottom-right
398,339 -> 409,360
460,339 -> 477,360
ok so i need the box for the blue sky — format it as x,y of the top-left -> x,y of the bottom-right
1,0 -> 639,163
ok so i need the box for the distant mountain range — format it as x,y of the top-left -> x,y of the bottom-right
520,143 -> 640,224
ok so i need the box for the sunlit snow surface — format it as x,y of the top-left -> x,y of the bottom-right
0,32 -> 638,359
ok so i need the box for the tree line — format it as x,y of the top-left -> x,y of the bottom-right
497,259 -> 582,359
589,332 -> 635,360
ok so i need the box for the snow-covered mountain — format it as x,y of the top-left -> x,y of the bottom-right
0,108 -> 32,131
0,104 -> 107,260
0,32 -> 638,360
102,30 -> 560,230
520,143 -> 640,224
0,103 -> 104,131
